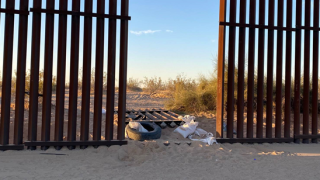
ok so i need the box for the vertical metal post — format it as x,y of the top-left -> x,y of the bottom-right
294,0 -> 302,143
284,0 -> 292,138
55,0 -> 68,149
303,0 -> 311,144
227,0 -> 236,139
0,0 -> 15,145
312,0 -> 319,143
41,0 -> 55,150
67,0 -> 80,149
93,0 -> 105,141
106,0 -> 117,141
237,0 -> 246,139
275,0 -> 284,138
247,0 -> 256,138
216,0 -> 226,138
14,0 -> 29,145
257,0 -> 265,139
118,0 -> 129,140
28,0 -> 42,150
266,0 -> 275,139
80,0 -> 93,149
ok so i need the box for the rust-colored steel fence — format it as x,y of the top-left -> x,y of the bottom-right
217,0 -> 320,143
0,0 -> 130,150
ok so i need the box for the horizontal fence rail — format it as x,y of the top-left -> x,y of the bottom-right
0,0 -> 130,150
217,0 -> 320,143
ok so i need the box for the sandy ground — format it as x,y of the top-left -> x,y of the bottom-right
1,91 -> 320,179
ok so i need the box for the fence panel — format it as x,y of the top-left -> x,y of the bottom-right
217,0 -> 320,143
67,0 -> 81,150
106,0 -> 118,141
0,0 -> 15,148
312,0 -> 320,143
0,0 -> 130,150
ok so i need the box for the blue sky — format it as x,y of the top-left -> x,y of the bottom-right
0,0 -> 218,83
128,0 -> 218,80
0,0 -> 319,85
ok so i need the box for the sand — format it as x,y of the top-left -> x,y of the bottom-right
1,139 -> 320,179
1,91 -> 320,179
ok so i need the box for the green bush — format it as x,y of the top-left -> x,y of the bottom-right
164,74 -> 217,113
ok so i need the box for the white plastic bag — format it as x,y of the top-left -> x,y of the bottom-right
125,122 -> 148,138
194,128 -> 208,138
128,122 -> 148,132
189,133 -> 217,145
174,120 -> 199,138
181,115 -> 196,123
175,115 -> 218,145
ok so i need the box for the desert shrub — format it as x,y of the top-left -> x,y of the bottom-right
164,74 -> 217,113
127,78 -> 142,92
143,77 -> 165,94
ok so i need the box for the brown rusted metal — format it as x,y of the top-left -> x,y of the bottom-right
312,0 -> 319,143
303,0 -> 311,144
237,0 -> 246,139
275,0 -> 284,139
106,0 -> 118,141
284,0 -> 292,138
54,0 -> 68,149
266,0 -> 274,139
118,0 -> 129,141
294,0 -> 302,144
80,0 -> 93,148
216,0 -> 226,139
41,0 -> 55,150
1,0 -> 130,150
14,0 -> 29,145
29,8 -> 130,20
0,8 -> 29,15
93,0 -> 105,141
256,0 -> 265,139
219,22 -> 297,31
226,0 -> 236,139
28,0 -> 42,150
0,0 -> 15,145
217,0 -> 317,142
67,0 -> 80,148
247,0 -> 256,138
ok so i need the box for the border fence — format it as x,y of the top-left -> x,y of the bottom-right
0,0 -> 129,150
216,0 -> 320,143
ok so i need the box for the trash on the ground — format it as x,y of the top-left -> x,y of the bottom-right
174,117 -> 198,138
178,115 -> 195,123
129,122 -> 148,132
125,122 -> 162,140
125,122 -> 148,138
194,128 -> 208,138
102,109 -> 106,114
189,133 -> 217,145
174,115 -> 217,145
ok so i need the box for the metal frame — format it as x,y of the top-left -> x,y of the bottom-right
217,0 -> 320,143
0,0 -> 130,150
